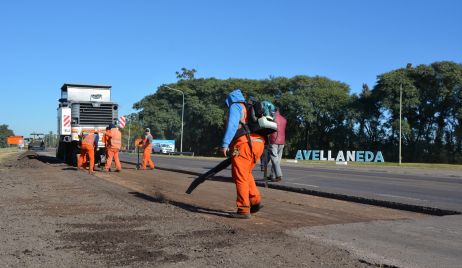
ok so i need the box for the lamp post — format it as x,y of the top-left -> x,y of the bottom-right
164,85 -> 184,152
127,116 -> 131,151
399,83 -> 402,166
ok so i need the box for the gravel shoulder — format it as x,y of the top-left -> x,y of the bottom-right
0,152 -> 422,267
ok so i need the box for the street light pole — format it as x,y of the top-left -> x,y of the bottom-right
127,118 -> 131,151
399,83 -> 402,165
164,86 -> 184,152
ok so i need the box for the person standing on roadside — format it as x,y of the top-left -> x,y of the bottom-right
221,89 -> 265,219
268,110 -> 286,182
104,124 -> 122,172
139,128 -> 155,170
101,126 -> 111,170
260,145 -> 268,172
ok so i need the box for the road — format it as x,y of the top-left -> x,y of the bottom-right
120,153 -> 462,212
2,150 -> 425,267
29,150 -> 462,268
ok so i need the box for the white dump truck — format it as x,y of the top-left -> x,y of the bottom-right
56,84 -> 119,165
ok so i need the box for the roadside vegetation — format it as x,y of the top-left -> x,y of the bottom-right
0,148 -> 20,164
0,124 -> 14,148
295,159 -> 462,170
129,62 -> 462,164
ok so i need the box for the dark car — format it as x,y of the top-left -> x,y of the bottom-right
28,140 -> 45,151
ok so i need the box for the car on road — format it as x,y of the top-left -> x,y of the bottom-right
28,139 -> 45,151
153,143 -> 175,154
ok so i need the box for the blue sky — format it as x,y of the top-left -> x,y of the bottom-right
1,0 -> 461,136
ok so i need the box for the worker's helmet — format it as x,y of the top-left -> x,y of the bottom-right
145,128 -> 150,133
108,123 -> 115,129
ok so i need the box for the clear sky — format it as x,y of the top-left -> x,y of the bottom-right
1,0 -> 461,136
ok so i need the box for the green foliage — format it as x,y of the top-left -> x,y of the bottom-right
0,124 -> 15,147
44,131 -> 58,147
119,113 -> 145,150
371,61 -> 462,162
133,62 -> 462,163
134,73 -> 356,155
175,68 -> 197,80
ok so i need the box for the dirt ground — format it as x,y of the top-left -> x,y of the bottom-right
0,152 -> 423,267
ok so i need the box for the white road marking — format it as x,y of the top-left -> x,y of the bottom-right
377,193 -> 427,202
290,182 -> 319,188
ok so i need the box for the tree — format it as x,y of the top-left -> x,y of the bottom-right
133,61 -> 462,163
119,113 -> 145,151
277,76 -> 353,152
372,61 -> 462,162
0,124 -> 15,147
175,68 -> 197,80
352,83 -> 385,150
44,131 -> 58,148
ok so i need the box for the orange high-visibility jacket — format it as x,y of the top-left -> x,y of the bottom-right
103,130 -> 111,147
108,128 -> 122,150
82,133 -> 96,146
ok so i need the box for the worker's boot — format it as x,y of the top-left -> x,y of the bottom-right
271,176 -> 282,182
250,203 -> 264,214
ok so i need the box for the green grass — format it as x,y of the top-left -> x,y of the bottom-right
293,159 -> 462,170
124,150 -> 462,170
0,147 -> 21,163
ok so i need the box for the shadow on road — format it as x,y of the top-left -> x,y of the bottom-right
62,167 -> 78,171
34,154 -> 63,164
129,191 -> 232,218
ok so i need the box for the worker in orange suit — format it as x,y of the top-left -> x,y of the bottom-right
77,129 -> 99,174
139,128 -> 155,170
104,124 -> 122,172
102,126 -> 111,170
221,89 -> 265,219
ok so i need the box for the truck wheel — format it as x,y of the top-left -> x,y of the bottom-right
70,142 -> 79,167
56,142 -> 63,159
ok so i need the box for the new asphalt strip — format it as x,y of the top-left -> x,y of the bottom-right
118,153 -> 461,216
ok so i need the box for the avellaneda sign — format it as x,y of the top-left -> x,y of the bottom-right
295,150 -> 385,162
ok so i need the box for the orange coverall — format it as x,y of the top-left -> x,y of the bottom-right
77,133 -> 96,173
229,103 -> 265,215
141,134 -> 155,169
102,129 -> 111,165
104,128 -> 122,171
230,134 -> 264,215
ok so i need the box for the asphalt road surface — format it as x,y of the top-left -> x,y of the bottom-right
120,153 -> 462,212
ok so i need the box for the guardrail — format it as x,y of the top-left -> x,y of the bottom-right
168,152 -> 194,156
121,149 -> 194,156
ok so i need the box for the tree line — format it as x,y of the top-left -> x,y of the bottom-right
129,61 -> 462,163
0,124 -> 15,147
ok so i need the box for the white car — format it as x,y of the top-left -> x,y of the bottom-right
153,144 -> 174,154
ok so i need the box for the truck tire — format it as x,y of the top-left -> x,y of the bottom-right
57,141 -> 66,161
69,141 -> 79,167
